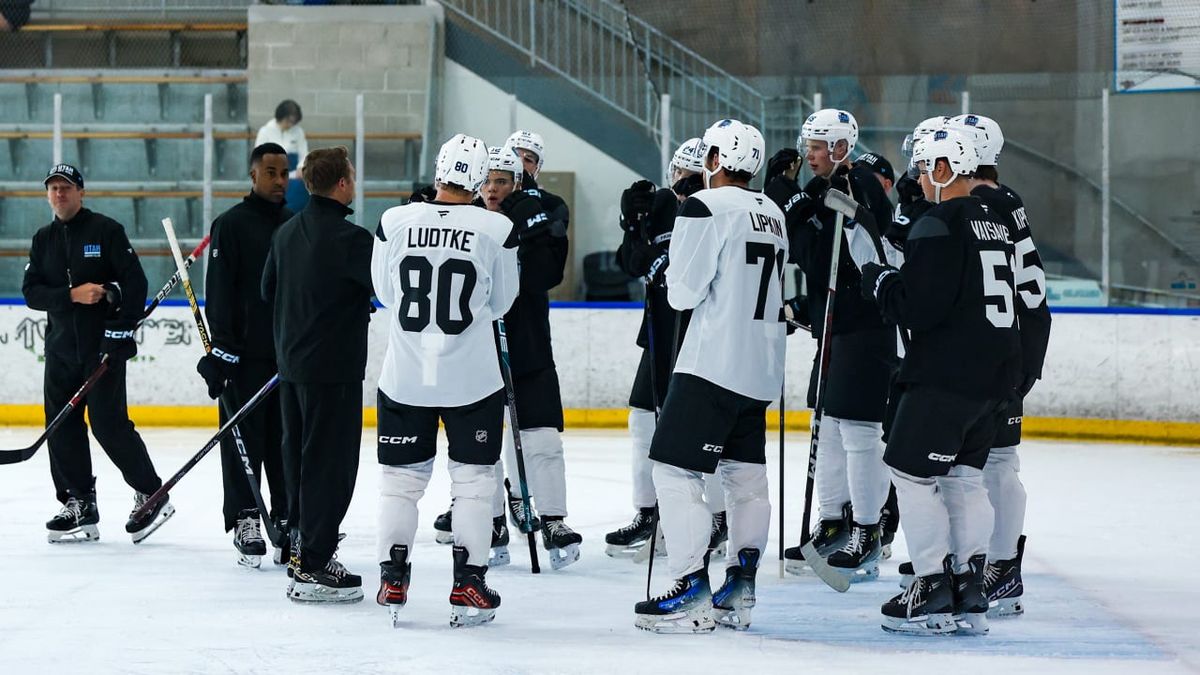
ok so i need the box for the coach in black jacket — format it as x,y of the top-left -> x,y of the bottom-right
261,147 -> 374,598
198,143 -> 293,553
22,164 -> 165,541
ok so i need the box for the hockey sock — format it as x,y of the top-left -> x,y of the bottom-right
937,465 -> 994,573
449,460 -> 495,567
629,408 -> 657,509
377,459 -> 433,564
843,419 -> 888,526
983,445 -> 1026,561
816,416 -> 851,521
717,460 -> 770,560
891,468 -> 951,577
652,462 -> 712,579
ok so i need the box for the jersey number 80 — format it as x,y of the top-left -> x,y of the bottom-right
397,255 -> 477,335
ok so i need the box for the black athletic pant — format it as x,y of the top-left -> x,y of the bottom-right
218,358 -> 287,532
44,354 -> 161,504
280,380 -> 362,572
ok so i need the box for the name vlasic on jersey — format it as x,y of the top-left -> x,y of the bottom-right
371,201 -> 520,407
666,185 -> 789,402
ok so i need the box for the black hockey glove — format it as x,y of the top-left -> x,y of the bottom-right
100,325 -> 137,364
644,251 -> 669,288
196,346 -> 240,400
671,173 -> 704,199
102,282 -> 122,312
783,295 -> 809,335
895,171 -> 925,207
764,175 -> 802,213
502,191 -> 552,243
765,148 -> 801,184
620,180 -> 656,233
860,262 -> 900,302
801,174 -> 829,203
828,165 -> 850,196
406,184 -> 437,204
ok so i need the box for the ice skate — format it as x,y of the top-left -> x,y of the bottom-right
824,520 -> 882,585
712,548 -> 759,630
433,506 -> 454,545
489,516 -> 511,567
540,517 -> 582,570
377,544 -> 411,628
46,495 -> 100,544
783,502 -> 851,575
951,554 -> 990,635
879,502 -> 897,560
449,546 -> 500,627
233,509 -> 266,569
271,518 -> 290,566
881,566 -> 956,636
504,478 -> 540,532
899,560 -> 915,589
985,535 -> 1025,618
126,492 -> 175,544
605,507 -> 655,558
288,557 -> 364,604
707,511 -> 728,558
634,569 -> 715,634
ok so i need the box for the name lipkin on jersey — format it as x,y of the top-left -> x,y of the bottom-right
407,226 -> 476,253
749,212 -> 784,238
970,220 -> 1012,244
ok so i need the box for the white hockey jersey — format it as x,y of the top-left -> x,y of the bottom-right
372,201 -> 519,407
666,185 -> 789,402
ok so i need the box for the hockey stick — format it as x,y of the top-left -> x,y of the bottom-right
639,286 -> 662,598
795,209 -> 853,592
162,218 -> 284,548
0,236 -> 210,465
128,373 -> 281,525
778,374 -> 785,579
496,318 -> 541,574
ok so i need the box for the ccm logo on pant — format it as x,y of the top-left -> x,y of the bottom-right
380,436 -> 419,445
927,452 -> 957,463
702,443 -> 724,453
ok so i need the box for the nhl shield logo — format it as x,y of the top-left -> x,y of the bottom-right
475,430 -> 488,443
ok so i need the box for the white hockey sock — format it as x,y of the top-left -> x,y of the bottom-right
520,427 -> 567,518
491,460 -> 505,519
450,461 -> 495,567
938,465 -> 994,572
842,419 -> 888,526
652,462 -> 712,579
718,460 -> 769,561
377,459 -> 433,564
983,445 -> 1026,561
891,468 -> 950,577
816,415 -> 850,521
629,408 -> 657,509
703,471 -> 727,513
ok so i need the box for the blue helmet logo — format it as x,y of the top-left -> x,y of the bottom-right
934,130 -> 948,140
965,114 -> 979,126
837,111 -> 850,123
718,119 -> 733,128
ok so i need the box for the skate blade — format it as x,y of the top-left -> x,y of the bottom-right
881,612 -> 956,635
547,543 -> 581,570
987,596 -> 1023,618
839,562 -> 880,585
130,503 -> 176,544
450,605 -> 496,628
434,531 -> 454,545
389,605 -> 403,629
47,524 -> 100,544
605,542 -> 647,559
489,546 -> 511,567
287,582 -> 364,604
237,553 -> 263,569
784,558 -> 816,576
635,609 -> 716,634
954,611 -> 990,635
713,606 -> 752,631
800,542 -> 850,593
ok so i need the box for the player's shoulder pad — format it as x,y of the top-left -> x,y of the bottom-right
998,183 -> 1025,208
907,213 -> 951,241
677,195 -> 713,219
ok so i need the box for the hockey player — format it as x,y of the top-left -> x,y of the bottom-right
634,118 -> 784,634
262,146 -> 374,603
23,163 -> 173,544
607,139 -> 729,559
860,128 -> 1020,636
373,134 -> 519,628
766,109 -> 897,583
198,142 -> 292,568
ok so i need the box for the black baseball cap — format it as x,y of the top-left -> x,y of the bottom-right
44,163 -> 84,189
853,153 -> 894,183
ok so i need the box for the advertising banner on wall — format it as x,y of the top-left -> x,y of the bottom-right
1115,0 -> 1200,93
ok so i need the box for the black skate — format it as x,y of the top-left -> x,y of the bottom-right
985,535 -> 1025,618
879,498 -> 897,560
505,478 -> 540,532
378,544 -> 411,628
46,494 -> 100,544
824,521 -> 882,585
951,554 -> 990,635
783,502 -> 851,576
271,518 -> 290,566
433,505 -> 453,545
233,509 -> 267,569
605,507 -> 656,558
712,548 -> 759,630
288,557 -> 363,604
881,563 -> 956,635
634,569 -> 715,634
125,492 -> 175,544
899,560 -> 915,589
285,529 -> 301,579
708,511 -> 729,558
540,517 -> 582,570
450,545 -> 500,627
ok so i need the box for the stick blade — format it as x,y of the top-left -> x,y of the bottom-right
801,541 -> 851,592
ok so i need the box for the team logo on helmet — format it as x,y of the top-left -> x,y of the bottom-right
718,119 -> 733,128
965,114 -> 980,126
837,111 -> 850,123
934,130 -> 949,140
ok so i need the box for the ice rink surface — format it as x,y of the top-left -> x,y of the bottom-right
1,427 -> 1197,675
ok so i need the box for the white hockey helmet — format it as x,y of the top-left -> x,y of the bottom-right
798,108 -> 859,163
901,116 -> 950,159
434,133 -> 490,192
487,144 -> 523,185
945,113 -> 1004,166
911,127 -> 980,202
506,129 -> 545,175
697,119 -> 765,187
670,137 -> 705,175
